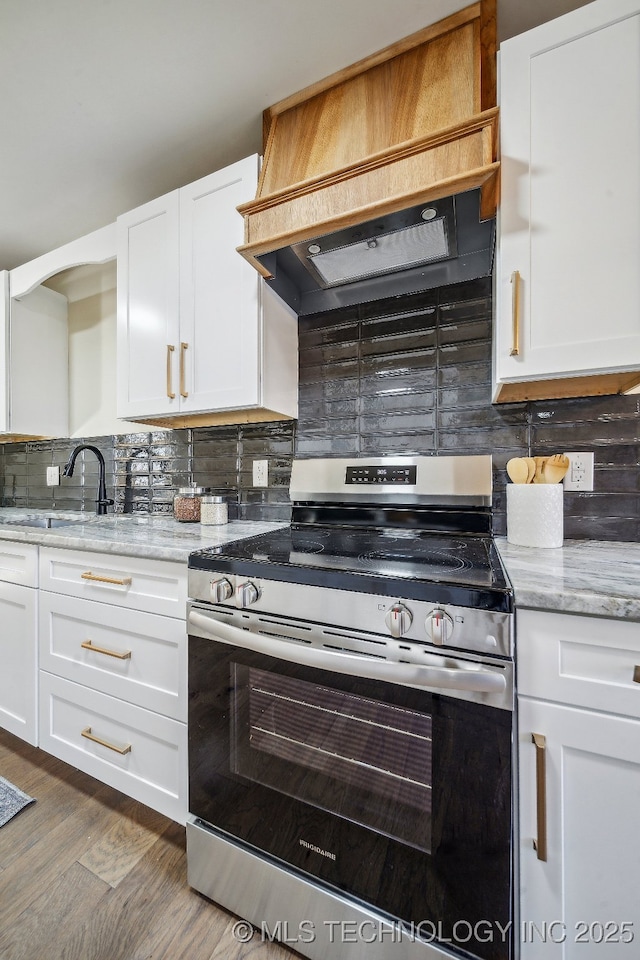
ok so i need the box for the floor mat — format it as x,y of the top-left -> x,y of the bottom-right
0,774 -> 36,827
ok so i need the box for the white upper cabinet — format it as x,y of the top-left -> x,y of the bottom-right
0,275 -> 69,439
0,271 -> 8,432
494,0 -> 640,402
117,155 -> 298,425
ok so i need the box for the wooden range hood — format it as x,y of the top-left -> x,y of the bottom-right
238,0 -> 499,315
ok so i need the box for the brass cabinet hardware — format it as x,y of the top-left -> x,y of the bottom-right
633,665 -> 640,684
166,344 -> 176,399
81,571 -> 132,587
81,726 -> 131,755
510,270 -> 521,357
179,342 -> 189,398
532,732 -> 548,862
81,639 -> 132,660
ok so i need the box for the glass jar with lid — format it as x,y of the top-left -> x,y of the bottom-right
173,485 -> 208,522
200,495 -> 228,526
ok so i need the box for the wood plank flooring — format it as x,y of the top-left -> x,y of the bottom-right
0,729 -> 296,960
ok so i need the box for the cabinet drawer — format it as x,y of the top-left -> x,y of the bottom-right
39,547 -> 187,618
39,672 -> 187,823
0,541 -> 38,587
517,609 -> 640,718
39,592 -> 186,720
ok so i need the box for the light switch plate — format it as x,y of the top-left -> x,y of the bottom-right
563,452 -> 594,491
46,465 -> 60,486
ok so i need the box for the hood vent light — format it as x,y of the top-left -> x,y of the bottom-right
306,217 -> 450,287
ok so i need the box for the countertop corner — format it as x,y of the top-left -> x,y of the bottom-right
496,537 -> 640,621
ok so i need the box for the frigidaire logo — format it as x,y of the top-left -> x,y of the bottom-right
299,838 -> 336,861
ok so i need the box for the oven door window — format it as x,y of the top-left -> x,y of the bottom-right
231,665 -> 432,852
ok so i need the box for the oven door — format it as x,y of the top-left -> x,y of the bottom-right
188,602 -> 513,960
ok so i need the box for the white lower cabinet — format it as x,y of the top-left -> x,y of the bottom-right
517,610 -> 640,957
0,543 -> 38,745
38,547 -> 188,823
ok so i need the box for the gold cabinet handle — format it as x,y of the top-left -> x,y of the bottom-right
166,344 -> 176,399
633,665 -> 640,684
532,732 -> 548,862
81,639 -> 132,661
81,571 -> 132,587
179,342 -> 189,398
81,726 -> 131,755
510,270 -> 521,357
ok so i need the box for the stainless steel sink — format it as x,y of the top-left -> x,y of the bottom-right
1,516 -> 88,528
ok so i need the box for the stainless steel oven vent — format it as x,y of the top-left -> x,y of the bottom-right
307,216 -> 450,287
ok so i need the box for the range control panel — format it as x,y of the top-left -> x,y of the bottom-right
345,465 -> 417,485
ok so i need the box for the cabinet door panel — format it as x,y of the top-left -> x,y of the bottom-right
496,0 -> 640,388
0,271 -> 8,432
117,192 -> 180,419
0,582 -> 37,745
519,697 -> 640,958
179,155 -> 260,413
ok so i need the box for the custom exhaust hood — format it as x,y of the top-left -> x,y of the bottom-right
237,0 -> 499,316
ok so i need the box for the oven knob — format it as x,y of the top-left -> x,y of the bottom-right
385,603 -> 413,638
236,581 -> 260,607
426,609 -> 454,645
210,578 -> 233,603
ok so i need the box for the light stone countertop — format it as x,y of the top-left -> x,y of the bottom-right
0,508 -> 287,563
1,509 -> 638,621
496,538 -> 640,621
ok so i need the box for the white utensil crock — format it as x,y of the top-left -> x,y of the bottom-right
506,483 -> 564,548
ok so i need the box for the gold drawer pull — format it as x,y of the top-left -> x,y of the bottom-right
510,270 -> 521,357
633,665 -> 640,684
81,639 -> 132,660
81,571 -> 132,587
532,732 -> 548,862
81,726 -> 131,755
179,341 -> 189,398
166,344 -> 176,399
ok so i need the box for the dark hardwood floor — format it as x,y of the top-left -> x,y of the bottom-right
0,729 -> 296,960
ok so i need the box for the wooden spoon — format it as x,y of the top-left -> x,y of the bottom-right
524,457 -> 536,483
532,456 -> 548,483
543,454 -> 570,484
506,457 -> 529,484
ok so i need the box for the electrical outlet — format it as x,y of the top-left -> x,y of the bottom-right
253,460 -> 269,487
46,466 -> 60,486
563,452 -> 594,491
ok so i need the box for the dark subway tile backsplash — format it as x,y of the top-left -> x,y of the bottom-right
1,277 -> 639,539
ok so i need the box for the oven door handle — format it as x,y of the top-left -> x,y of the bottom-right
188,610 -> 507,694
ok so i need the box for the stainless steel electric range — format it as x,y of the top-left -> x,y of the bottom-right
186,455 -> 514,960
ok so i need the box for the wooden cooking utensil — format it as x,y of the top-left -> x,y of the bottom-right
532,456 -> 548,483
506,457 -> 529,484
524,457 -> 536,483
543,453 -> 570,484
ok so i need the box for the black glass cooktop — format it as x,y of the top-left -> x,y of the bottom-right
189,524 -> 512,612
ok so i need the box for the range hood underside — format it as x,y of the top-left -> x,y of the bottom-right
258,188 -> 495,316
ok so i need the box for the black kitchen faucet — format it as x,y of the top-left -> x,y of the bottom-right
62,444 -> 114,515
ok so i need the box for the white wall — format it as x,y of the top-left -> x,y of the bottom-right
46,261 -> 147,438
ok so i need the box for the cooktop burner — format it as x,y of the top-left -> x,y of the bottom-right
190,524 -> 512,612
